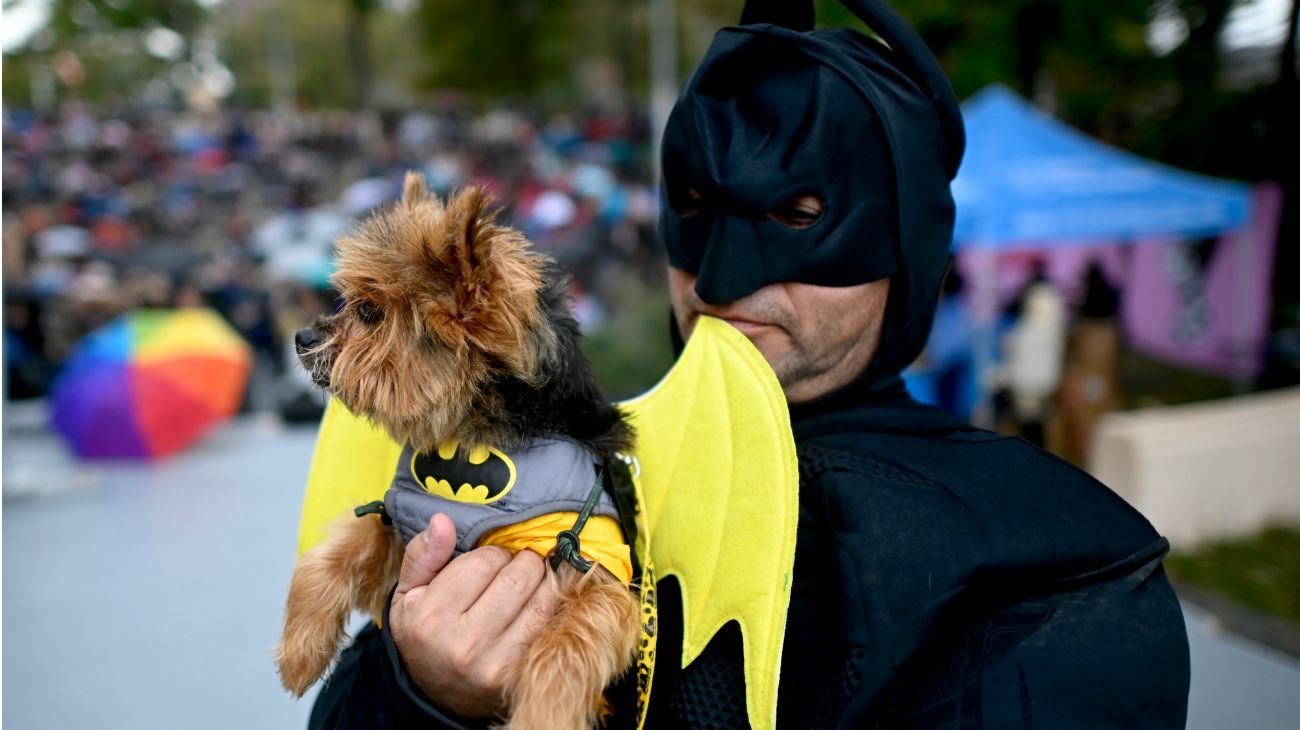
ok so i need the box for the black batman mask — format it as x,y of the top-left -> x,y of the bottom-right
660,0 -> 965,377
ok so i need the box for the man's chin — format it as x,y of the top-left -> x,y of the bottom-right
741,334 -> 793,377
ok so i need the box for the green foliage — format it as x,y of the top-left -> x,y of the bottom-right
828,0 -> 1288,186
410,0 -> 659,103
43,0 -> 206,40
814,0 -> 1165,135
582,275 -> 676,402
7,0 -> 1288,188
1118,352 -> 1236,408
3,0 -> 208,108
212,0 -> 428,109
218,1 -> 351,109
1167,527 -> 1300,623
412,0 -> 575,97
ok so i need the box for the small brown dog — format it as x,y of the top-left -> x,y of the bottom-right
276,172 -> 640,729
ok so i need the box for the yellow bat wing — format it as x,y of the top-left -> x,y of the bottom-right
620,315 -> 799,730
296,399 -> 403,557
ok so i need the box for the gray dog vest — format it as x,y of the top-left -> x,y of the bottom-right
384,437 -> 619,554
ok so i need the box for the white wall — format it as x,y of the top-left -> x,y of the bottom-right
1089,386 -> 1300,551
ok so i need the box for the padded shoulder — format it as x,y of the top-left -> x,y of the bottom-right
797,429 -> 1163,588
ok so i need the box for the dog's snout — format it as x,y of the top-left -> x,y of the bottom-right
295,327 -> 322,352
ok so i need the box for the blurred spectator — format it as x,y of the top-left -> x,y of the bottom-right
1055,264 -> 1123,462
999,268 -> 1066,447
2,101 -> 662,412
4,288 -> 52,399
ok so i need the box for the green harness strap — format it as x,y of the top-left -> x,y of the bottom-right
549,461 -> 608,574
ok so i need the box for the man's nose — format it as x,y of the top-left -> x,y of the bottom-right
295,327 -> 322,351
694,214 -> 763,304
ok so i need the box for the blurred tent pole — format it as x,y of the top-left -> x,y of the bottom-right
269,4 -> 297,115
1234,211 -> 1255,394
649,0 -> 677,187
29,62 -> 56,114
970,248 -> 999,428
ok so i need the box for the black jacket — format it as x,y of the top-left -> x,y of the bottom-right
646,384 -> 1190,728
308,385 -> 1190,729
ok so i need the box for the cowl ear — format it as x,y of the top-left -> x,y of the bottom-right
740,0 -> 813,30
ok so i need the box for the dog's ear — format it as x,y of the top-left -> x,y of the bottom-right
443,186 -> 500,290
401,171 -> 432,206
428,186 -> 544,374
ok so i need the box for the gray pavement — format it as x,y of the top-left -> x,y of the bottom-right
1184,604 -> 1300,730
4,406 -> 1300,728
4,410 -> 320,730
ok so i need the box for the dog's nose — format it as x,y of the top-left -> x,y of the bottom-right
295,327 -> 321,351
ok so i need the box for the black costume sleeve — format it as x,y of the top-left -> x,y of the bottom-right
777,454 -> 996,724
875,539 -> 1190,729
307,620 -> 479,730
638,428 -> 1190,729
781,437 -> 1190,729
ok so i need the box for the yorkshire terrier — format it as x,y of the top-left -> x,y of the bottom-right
276,172 -> 640,729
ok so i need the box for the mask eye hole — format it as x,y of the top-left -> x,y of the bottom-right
353,300 -> 384,325
678,186 -> 705,217
768,195 -> 825,229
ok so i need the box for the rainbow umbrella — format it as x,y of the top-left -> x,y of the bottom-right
50,308 -> 252,460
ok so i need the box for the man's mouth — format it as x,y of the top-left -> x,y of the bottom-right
720,317 -> 772,336
698,310 -> 772,336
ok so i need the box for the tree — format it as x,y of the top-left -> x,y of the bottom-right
3,0 -> 209,108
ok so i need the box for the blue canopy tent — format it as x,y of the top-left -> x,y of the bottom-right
941,85 -> 1257,424
953,84 -> 1252,247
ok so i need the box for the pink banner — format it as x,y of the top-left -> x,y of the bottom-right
954,184 -> 1281,380
1121,185 -> 1281,379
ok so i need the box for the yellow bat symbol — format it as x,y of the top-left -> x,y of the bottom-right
411,440 -> 517,504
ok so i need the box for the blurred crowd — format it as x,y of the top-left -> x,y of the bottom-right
907,262 -> 1126,463
2,100 -> 664,408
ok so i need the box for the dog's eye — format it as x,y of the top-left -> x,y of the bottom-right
354,301 -> 384,324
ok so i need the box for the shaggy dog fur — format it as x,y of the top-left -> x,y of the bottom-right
276,173 -> 639,729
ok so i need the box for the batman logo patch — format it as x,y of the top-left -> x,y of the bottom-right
411,440 -> 517,504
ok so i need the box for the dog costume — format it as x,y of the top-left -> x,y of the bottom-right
369,438 -> 632,583
297,315 -> 800,730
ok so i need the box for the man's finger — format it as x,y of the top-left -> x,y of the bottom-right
491,568 -> 559,660
395,512 -> 458,598
420,545 -> 514,615
464,550 -> 548,634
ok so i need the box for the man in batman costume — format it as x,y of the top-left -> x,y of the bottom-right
307,0 -> 1191,727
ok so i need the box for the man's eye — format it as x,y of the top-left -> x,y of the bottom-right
354,301 -> 384,324
768,195 -> 825,229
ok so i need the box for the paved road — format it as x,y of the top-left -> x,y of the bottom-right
4,408 -> 1299,728
3,411 -> 319,730
1184,604 -> 1300,730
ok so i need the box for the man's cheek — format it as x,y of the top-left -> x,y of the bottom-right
746,329 -> 795,372
676,309 -> 699,340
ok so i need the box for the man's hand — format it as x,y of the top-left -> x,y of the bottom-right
389,513 -> 558,720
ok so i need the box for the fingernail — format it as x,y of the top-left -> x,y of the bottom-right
424,513 -> 443,545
